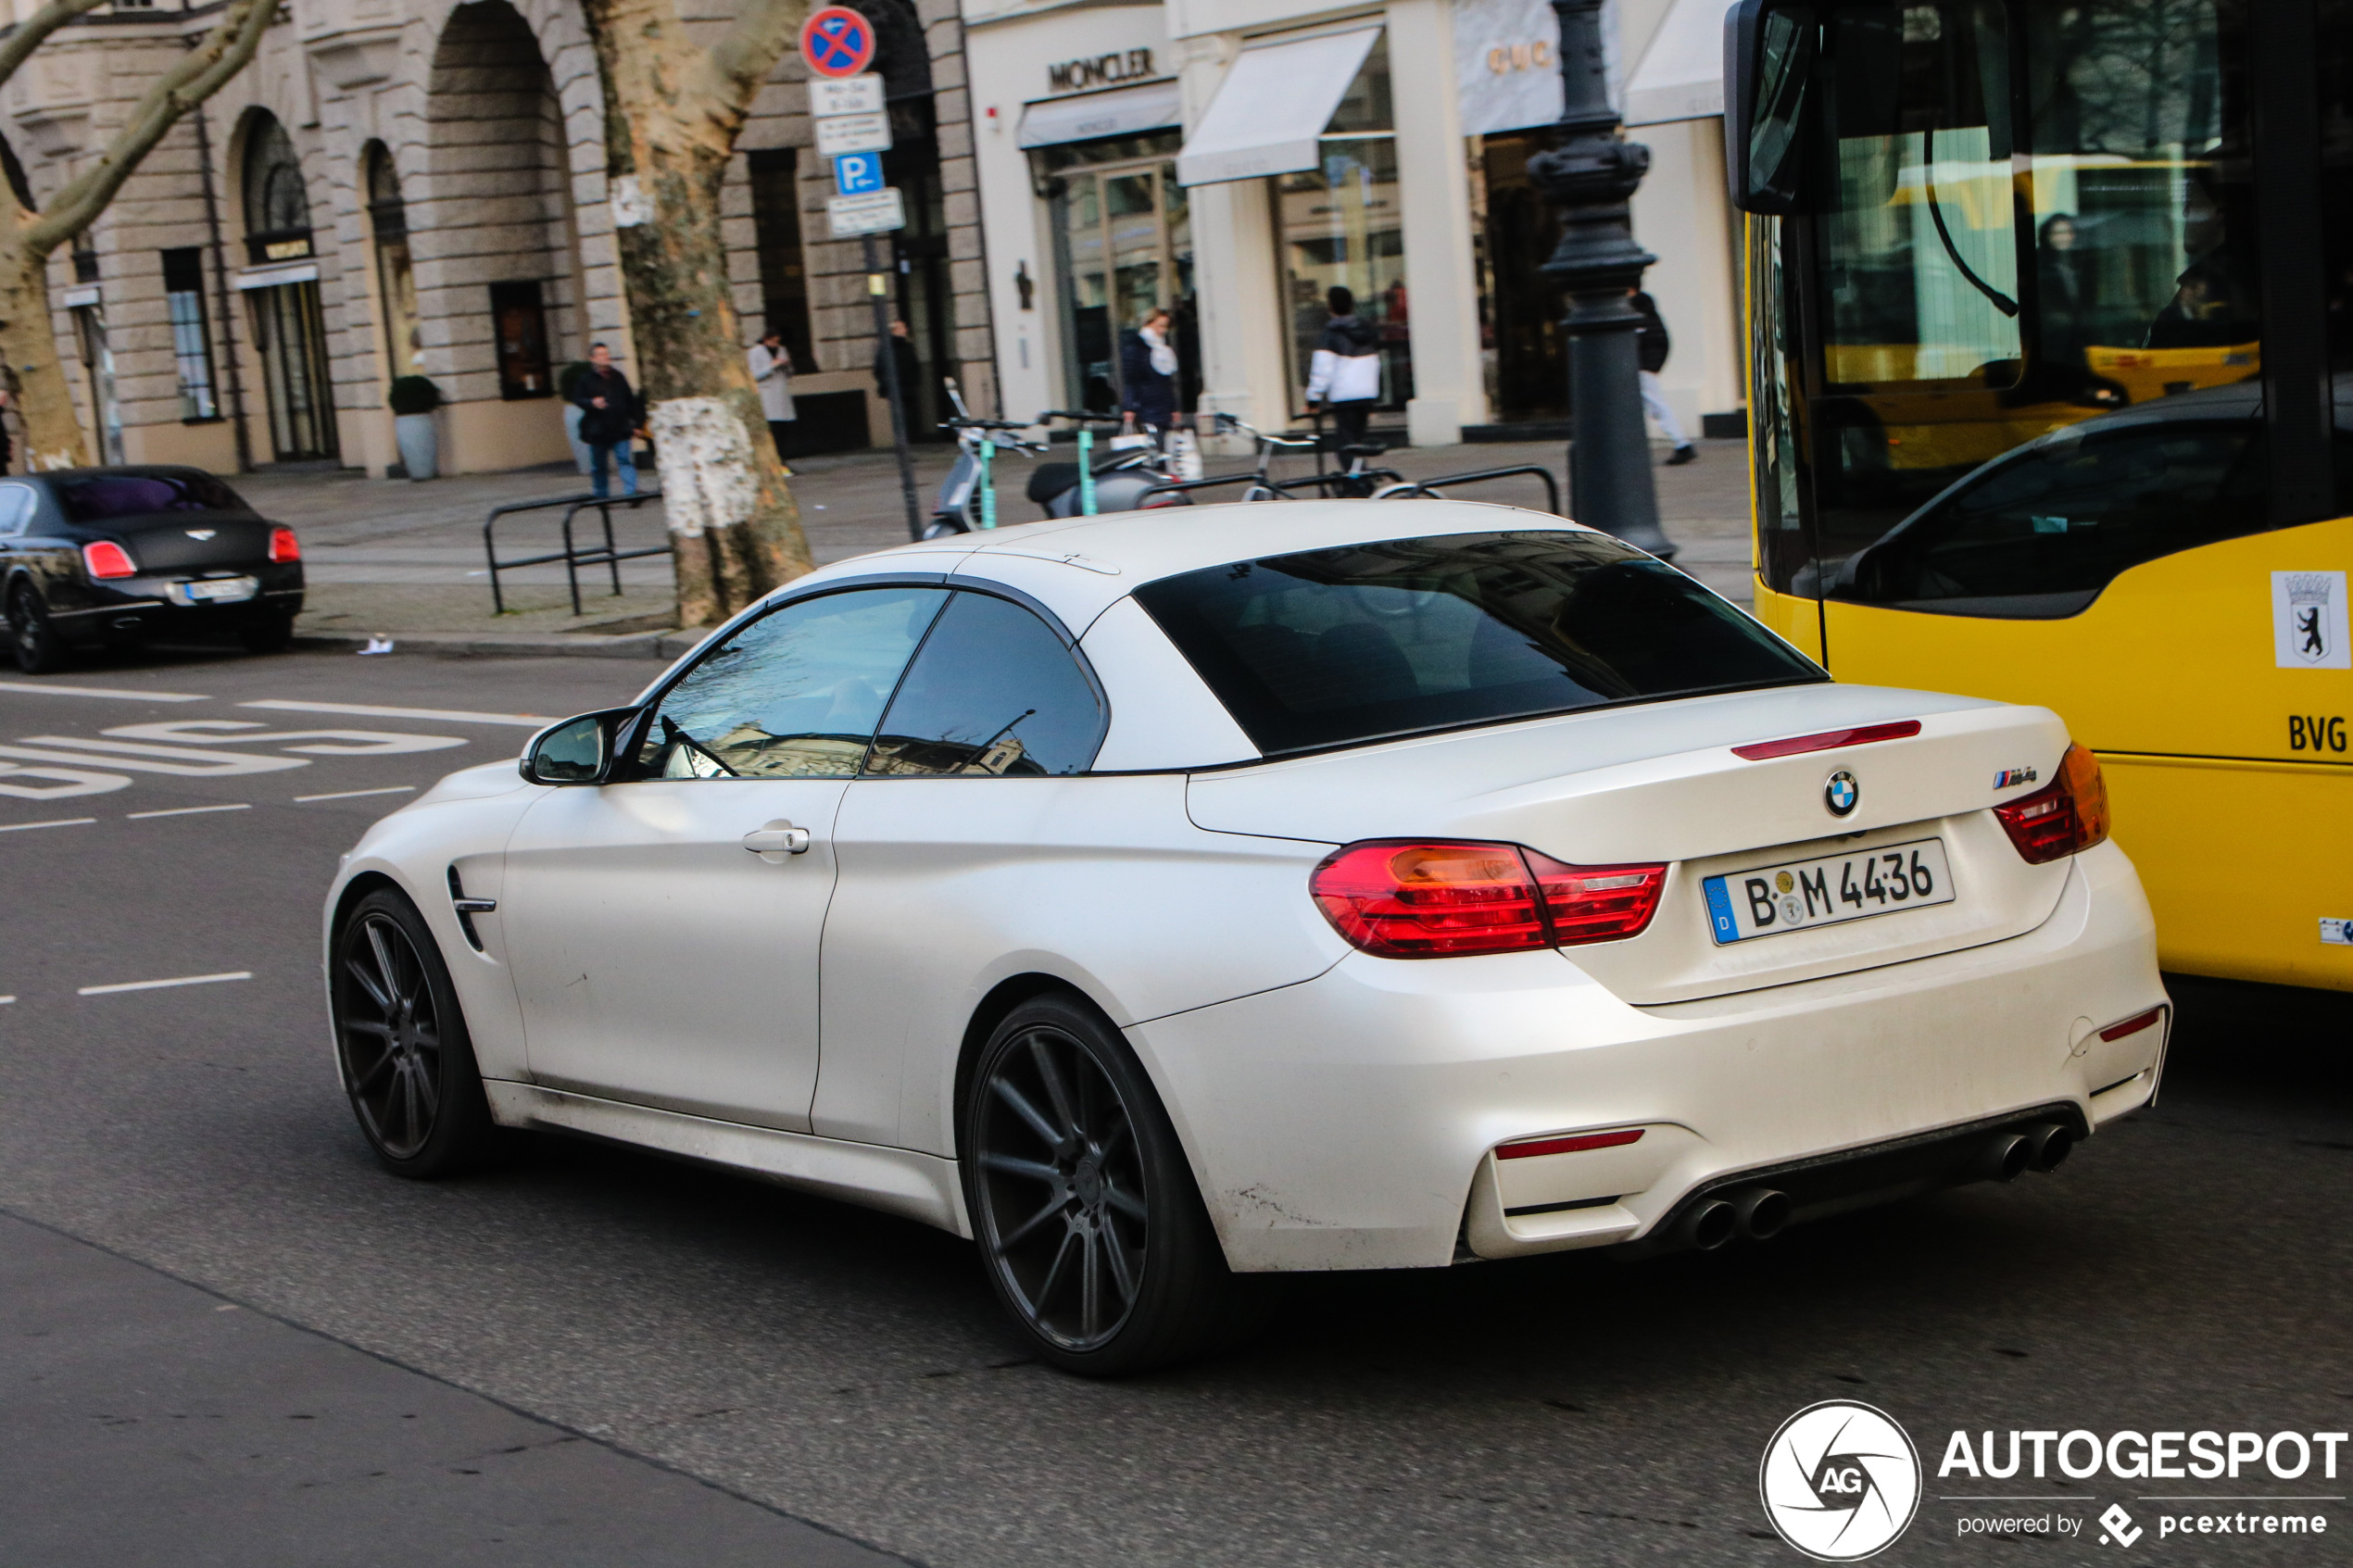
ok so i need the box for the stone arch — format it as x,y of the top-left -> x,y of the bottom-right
415,0 -> 581,411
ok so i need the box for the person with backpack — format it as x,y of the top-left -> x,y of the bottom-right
1630,290 -> 1696,466
1303,285 -> 1382,450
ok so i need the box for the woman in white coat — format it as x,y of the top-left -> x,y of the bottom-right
748,330 -> 796,477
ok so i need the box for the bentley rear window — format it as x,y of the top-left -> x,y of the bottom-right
57,472 -> 249,521
1133,530 -> 1824,755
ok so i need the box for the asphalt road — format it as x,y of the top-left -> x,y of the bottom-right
2,642 -> 2349,1568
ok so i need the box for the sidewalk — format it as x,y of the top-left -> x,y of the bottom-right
253,437 -> 1754,657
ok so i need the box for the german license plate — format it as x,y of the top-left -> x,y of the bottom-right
172,576 -> 258,605
1703,837 -> 1956,944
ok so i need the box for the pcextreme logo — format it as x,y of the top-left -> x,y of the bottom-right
1759,1400 -> 1923,1561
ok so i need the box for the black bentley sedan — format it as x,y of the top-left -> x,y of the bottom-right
1,467 -> 303,672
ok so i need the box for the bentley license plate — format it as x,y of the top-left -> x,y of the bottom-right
1703,837 -> 1956,944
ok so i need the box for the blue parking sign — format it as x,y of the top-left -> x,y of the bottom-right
833,151 -> 884,195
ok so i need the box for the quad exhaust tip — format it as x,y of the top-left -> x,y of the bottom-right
1971,1122 -> 2074,1184
1681,1186 -> 1791,1250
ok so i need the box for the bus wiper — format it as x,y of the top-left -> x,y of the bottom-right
1920,124 -> 2020,319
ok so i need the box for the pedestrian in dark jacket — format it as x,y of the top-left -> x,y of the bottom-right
1304,285 -> 1382,450
1629,290 -> 1694,465
1118,307 -> 1178,434
874,319 -> 924,420
570,342 -> 642,497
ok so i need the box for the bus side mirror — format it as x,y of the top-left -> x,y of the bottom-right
1724,1 -> 1817,215
521,707 -> 637,785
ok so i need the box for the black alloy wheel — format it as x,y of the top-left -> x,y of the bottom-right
6,583 -> 69,674
963,995 -> 1257,1374
333,888 -> 501,1177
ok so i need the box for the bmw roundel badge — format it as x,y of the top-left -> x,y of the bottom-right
1824,769 -> 1859,817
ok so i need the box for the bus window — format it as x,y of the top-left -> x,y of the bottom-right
1787,0 -> 2260,597
2323,2 -> 2353,508
1833,398 -> 2270,616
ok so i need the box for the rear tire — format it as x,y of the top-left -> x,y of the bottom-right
962,994 -> 1256,1375
331,888 -> 503,1178
239,607 -> 297,654
6,583 -> 69,674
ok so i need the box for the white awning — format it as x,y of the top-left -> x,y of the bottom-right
1175,27 -> 1381,187
1015,79 -> 1183,150
1623,0 -> 1734,126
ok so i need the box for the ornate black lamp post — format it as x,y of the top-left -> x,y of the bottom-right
1528,0 -> 1675,558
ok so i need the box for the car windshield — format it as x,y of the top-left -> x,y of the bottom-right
1133,530 -> 1826,755
56,472 -> 249,521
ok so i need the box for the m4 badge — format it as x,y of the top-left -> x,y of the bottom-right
1993,766 -> 2037,790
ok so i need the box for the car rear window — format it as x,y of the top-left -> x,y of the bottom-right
1132,530 -> 1824,755
56,472 -> 249,521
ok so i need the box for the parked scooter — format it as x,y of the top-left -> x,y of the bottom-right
922,390 -> 1190,539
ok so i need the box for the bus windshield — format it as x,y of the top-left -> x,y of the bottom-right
1750,0 -> 2322,615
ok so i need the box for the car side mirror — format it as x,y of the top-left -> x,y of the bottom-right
1724,1 -> 1817,215
521,707 -> 636,785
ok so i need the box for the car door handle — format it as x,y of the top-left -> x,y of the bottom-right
742,822 -> 812,859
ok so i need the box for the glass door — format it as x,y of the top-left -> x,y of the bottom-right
249,282 -> 340,463
1048,140 -> 1195,415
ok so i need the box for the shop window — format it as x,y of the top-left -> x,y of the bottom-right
366,144 -> 422,382
1275,37 -> 1411,415
161,247 -> 218,421
1472,132 -> 1567,422
748,149 -> 816,372
491,281 -> 552,399
1038,129 -> 1195,417
243,114 -> 313,265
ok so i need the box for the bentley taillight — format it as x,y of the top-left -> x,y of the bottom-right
82,540 -> 135,579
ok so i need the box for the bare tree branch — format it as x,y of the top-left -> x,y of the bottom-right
696,0 -> 807,132
26,0 -> 275,255
0,0 -> 113,103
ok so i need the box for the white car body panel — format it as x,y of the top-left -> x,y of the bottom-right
814,774 -> 1339,1151
499,775 -> 849,1132
321,500 -> 2169,1276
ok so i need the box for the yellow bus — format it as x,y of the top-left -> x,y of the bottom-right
1724,0 -> 2352,990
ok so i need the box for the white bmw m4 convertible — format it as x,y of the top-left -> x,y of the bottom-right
323,502 -> 2167,1373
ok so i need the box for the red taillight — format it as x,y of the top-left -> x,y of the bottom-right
1730,720 -> 1921,760
1994,744 -> 2110,864
2098,1006 -> 2165,1043
1496,1128 -> 1644,1160
1309,841 -> 1667,959
268,526 -> 301,562
82,540 -> 136,579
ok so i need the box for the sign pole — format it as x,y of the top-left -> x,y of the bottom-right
864,234 -> 923,541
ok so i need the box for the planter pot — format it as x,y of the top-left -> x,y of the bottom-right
563,402 -> 593,475
395,412 -> 439,481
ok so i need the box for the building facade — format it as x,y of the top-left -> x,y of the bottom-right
963,0 -> 1745,448
3,0 -> 995,476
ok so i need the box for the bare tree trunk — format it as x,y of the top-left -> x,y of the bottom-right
0,206 -> 89,470
578,0 -> 813,629
0,0 -> 274,468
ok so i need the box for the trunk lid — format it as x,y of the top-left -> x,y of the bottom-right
1186,684 -> 2080,1005
112,514 -> 273,573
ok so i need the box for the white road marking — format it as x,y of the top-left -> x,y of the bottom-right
240,699 -> 556,728
0,681 -> 208,702
0,739 -> 308,776
127,803 -> 253,820
0,996 -> 15,1005
78,972 -> 252,997
0,817 -> 96,833
295,785 -> 418,803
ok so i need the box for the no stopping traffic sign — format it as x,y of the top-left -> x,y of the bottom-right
800,6 -> 876,79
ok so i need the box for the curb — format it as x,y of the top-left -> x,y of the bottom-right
294,628 -> 711,661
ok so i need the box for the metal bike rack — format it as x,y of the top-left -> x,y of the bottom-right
482,491 -> 671,616
1402,463 -> 1562,515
